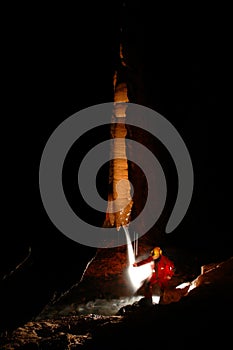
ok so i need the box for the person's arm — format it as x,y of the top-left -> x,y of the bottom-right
133,256 -> 152,267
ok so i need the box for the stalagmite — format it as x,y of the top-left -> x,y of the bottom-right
105,44 -> 133,231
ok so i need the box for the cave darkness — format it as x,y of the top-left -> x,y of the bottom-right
1,0 -> 232,338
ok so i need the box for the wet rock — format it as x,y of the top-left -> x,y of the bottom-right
160,285 -> 190,304
0,315 -> 122,349
116,296 -> 156,315
1,254 -> 232,349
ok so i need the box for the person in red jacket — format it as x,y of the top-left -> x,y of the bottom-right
133,246 -> 175,303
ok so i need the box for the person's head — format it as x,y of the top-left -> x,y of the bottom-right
150,246 -> 162,260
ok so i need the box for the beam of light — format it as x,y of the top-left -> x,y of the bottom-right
123,225 -> 135,265
123,226 -> 152,291
128,263 -> 152,291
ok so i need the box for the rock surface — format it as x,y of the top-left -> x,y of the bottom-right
1,249 -> 232,349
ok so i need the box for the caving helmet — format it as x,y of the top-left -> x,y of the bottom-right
150,246 -> 162,259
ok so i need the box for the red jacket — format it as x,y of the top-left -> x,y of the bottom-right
135,255 -> 175,288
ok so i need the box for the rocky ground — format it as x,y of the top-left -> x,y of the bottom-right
1,236 -> 232,349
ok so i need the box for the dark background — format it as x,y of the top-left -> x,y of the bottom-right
1,0 -> 232,332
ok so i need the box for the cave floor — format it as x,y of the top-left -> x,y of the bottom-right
35,240 -> 201,320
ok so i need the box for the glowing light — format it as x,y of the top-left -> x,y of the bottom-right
123,226 -> 152,291
176,280 -> 197,293
128,264 -> 152,290
188,280 -> 198,292
175,282 -> 190,289
123,226 -> 135,265
152,295 -> 160,304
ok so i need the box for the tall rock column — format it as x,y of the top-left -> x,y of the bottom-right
104,45 -> 133,231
